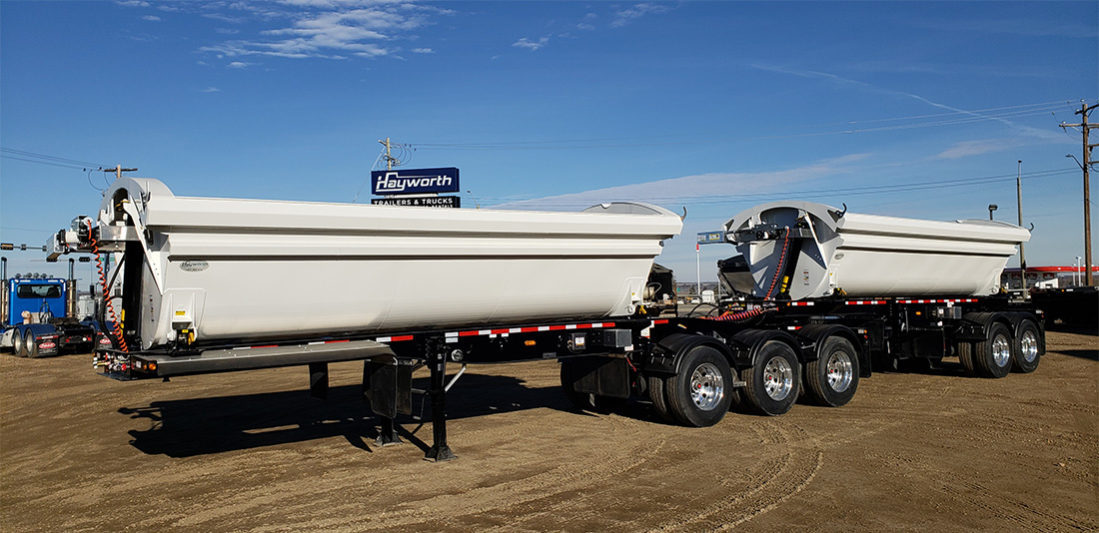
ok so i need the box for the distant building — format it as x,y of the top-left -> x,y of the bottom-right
1001,266 -> 1099,290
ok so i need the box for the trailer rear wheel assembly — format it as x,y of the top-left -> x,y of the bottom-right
647,375 -> 674,423
26,332 -> 42,358
741,341 -> 800,416
973,321 -> 1013,379
804,337 -> 859,407
664,346 -> 733,427
12,329 -> 27,357
1011,320 -> 1041,373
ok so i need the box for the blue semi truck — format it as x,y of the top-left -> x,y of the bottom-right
1,259 -> 99,357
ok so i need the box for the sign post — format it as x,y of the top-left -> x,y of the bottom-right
696,231 -> 726,300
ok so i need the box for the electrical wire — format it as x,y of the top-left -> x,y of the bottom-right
408,102 -> 1071,151
0,147 -> 110,168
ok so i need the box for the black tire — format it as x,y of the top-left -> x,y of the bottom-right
740,341 -> 801,416
957,341 -> 976,376
1011,320 -> 1041,373
26,331 -> 42,359
973,321 -> 1013,379
647,374 -> 675,423
803,337 -> 859,407
12,329 -> 27,357
16,327 -> 31,358
664,346 -> 733,427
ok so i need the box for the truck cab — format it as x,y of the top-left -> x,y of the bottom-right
2,276 -> 95,357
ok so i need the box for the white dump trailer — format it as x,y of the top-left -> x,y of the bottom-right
45,188 -> 1045,462
723,201 -> 1031,300
50,178 -> 682,351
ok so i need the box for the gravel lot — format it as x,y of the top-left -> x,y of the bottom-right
1,330 -> 1095,532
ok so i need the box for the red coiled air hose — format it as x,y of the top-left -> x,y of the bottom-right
91,233 -> 128,353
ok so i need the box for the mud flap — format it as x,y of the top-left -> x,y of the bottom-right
363,357 -> 413,418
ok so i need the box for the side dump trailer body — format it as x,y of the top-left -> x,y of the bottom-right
724,201 -> 1030,300
56,178 -> 682,350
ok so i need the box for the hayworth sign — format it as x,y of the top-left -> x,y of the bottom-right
371,167 -> 460,195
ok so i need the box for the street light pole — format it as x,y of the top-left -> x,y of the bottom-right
1016,160 -> 1027,295
988,204 -> 998,221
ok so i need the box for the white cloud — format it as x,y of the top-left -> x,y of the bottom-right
115,0 -> 150,7
226,61 -> 251,68
197,4 -> 447,60
496,155 -> 868,210
577,12 -> 597,30
935,139 -> 1011,160
200,86 -> 221,93
751,64 -> 1066,143
203,13 -> 246,24
513,36 -> 549,51
612,3 -> 671,27
142,15 -> 161,22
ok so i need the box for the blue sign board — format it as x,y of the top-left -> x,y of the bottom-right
697,231 -> 725,244
371,167 -> 460,195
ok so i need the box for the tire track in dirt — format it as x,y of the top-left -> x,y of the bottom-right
648,421 -> 823,532
252,412 -> 662,531
940,478 -> 1096,532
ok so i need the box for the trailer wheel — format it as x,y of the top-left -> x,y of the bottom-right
740,341 -> 800,416
973,321 -> 1013,379
1011,320 -> 1041,374
26,332 -> 42,359
957,341 -> 975,375
12,329 -> 27,357
803,337 -> 859,407
647,375 -> 675,423
664,346 -> 733,427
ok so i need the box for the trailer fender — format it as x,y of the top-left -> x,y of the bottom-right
956,312 -> 1012,342
793,324 -> 870,378
645,333 -> 734,376
727,329 -> 800,369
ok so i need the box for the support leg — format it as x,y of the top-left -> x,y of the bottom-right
375,416 -> 402,447
424,351 -> 456,461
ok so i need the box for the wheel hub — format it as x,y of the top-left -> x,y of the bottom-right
992,333 -> 1011,367
825,350 -> 854,392
690,362 -> 724,411
1020,331 -> 1039,363
762,356 -> 793,401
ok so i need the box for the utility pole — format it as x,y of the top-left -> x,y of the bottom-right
1016,160 -> 1027,296
103,165 -> 138,180
378,137 -> 398,170
1060,102 -> 1097,286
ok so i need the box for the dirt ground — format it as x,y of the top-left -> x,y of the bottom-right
1,331 -> 1095,532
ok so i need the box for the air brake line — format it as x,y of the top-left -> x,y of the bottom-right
89,225 -> 128,353
710,227 -> 791,322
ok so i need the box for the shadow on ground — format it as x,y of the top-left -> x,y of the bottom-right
120,373 -> 585,458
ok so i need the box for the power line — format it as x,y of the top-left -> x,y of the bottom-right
495,167 -> 1079,208
0,147 -> 110,169
408,101 -> 1071,151
0,155 -> 91,170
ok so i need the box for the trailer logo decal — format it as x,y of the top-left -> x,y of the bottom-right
179,260 -> 209,272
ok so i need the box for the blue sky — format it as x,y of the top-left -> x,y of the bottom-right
1,0 -> 1096,286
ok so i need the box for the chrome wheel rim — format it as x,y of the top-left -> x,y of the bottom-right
1020,330 -> 1039,363
992,333 -> 1011,367
826,350 -> 854,393
690,362 -> 724,411
763,356 -> 794,401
